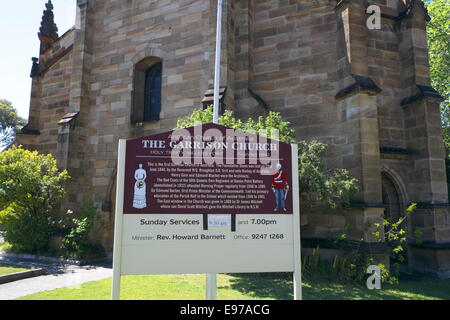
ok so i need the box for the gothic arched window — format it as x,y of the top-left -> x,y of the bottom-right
144,62 -> 162,121
131,57 -> 162,123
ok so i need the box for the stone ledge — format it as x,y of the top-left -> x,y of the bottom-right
201,86 -> 227,112
302,237 -> 389,254
401,85 -> 443,106
334,0 -> 431,24
335,75 -> 382,100
19,125 -> 40,135
410,241 -> 450,250
348,202 -> 387,209
0,268 -> 46,285
416,202 -> 450,209
380,147 -> 412,155
58,112 -> 79,126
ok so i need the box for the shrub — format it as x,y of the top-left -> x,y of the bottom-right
0,146 -> 69,254
0,204 -> 57,254
302,247 -> 392,285
60,203 -> 104,259
315,203 -> 422,285
371,203 -> 422,281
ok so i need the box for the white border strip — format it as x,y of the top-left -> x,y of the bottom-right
291,144 -> 302,300
112,139 -> 126,300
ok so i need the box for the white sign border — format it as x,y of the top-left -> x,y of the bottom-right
111,139 -> 302,300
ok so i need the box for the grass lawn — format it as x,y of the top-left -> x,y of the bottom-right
17,273 -> 450,300
0,264 -> 30,276
0,235 -> 31,276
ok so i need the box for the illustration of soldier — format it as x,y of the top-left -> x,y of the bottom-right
133,163 -> 147,209
272,163 -> 289,212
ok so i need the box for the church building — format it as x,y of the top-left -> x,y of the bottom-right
17,0 -> 450,277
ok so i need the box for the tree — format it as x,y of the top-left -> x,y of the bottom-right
0,146 -> 69,254
176,107 -> 359,208
0,100 -> 25,149
424,0 -> 450,195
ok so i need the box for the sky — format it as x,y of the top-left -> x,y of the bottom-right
0,0 -> 76,119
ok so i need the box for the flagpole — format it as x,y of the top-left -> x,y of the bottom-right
206,0 -> 223,301
212,0 -> 223,124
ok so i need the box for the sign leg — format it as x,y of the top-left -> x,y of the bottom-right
112,274 -> 121,300
293,264 -> 302,300
111,139 -> 126,300
206,273 -> 217,300
291,144 -> 302,300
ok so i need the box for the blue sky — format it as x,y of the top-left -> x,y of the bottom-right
0,0 -> 76,119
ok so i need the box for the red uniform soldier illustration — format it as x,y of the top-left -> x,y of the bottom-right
272,163 -> 289,212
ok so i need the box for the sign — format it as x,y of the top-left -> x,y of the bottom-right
123,123 -> 293,214
112,123 -> 302,300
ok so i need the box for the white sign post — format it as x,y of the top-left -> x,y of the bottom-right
112,139 -> 126,300
291,144 -> 302,300
111,128 -> 302,300
209,0 -> 223,300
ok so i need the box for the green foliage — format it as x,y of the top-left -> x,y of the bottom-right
176,106 -> 358,208
0,146 -> 69,254
424,0 -> 450,117
0,99 -> 25,149
297,141 -> 358,208
177,106 -> 297,143
424,0 -> 450,195
60,203 -> 104,259
323,204 -> 421,285
0,204 -> 57,254
302,246 -> 392,284
371,203 -> 421,280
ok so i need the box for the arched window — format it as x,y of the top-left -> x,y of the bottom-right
381,172 -> 409,266
131,57 -> 162,123
144,62 -> 162,121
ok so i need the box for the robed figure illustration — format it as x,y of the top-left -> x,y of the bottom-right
133,163 -> 147,209
272,163 -> 289,212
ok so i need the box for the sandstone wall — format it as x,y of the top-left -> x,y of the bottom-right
18,0 -> 450,275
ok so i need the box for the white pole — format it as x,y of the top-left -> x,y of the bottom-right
206,274 -> 217,300
206,0 -> 223,301
112,139 -> 127,300
212,0 -> 223,125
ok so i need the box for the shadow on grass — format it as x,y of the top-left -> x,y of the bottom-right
225,273 -> 450,300
224,273 -> 293,300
